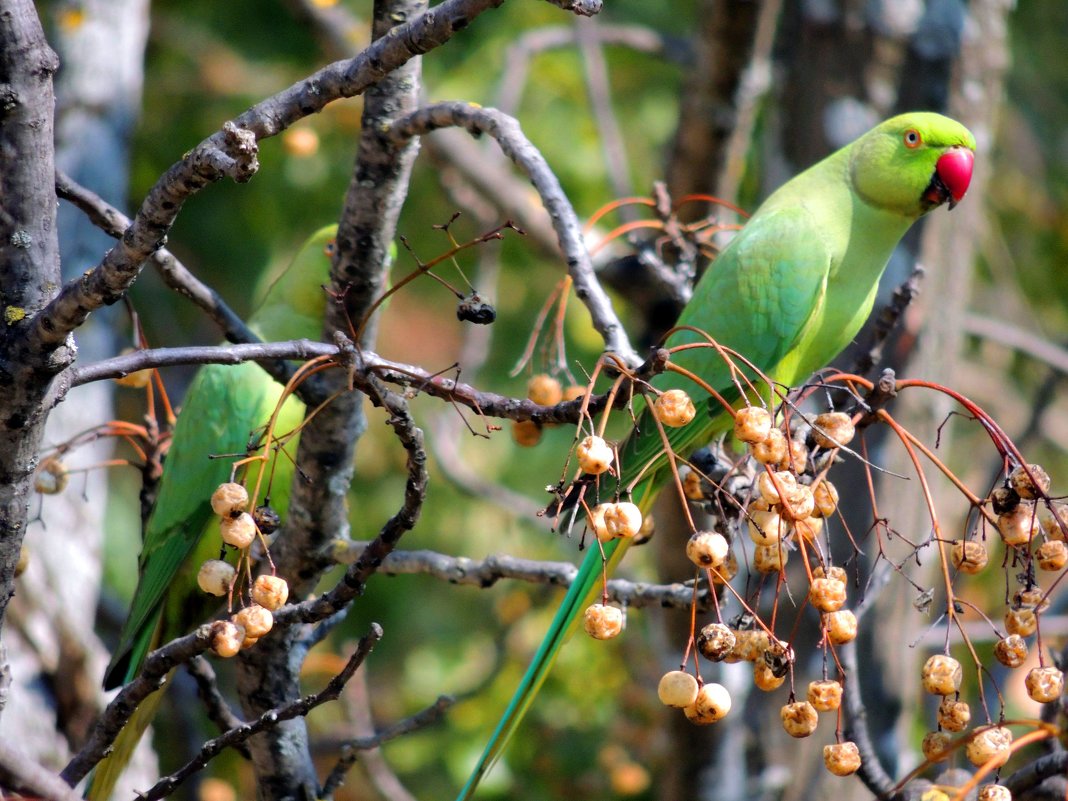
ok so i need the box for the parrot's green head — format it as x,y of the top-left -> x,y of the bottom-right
849,112 -> 976,219
249,224 -> 338,343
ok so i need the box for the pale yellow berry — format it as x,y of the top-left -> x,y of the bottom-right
211,482 -> 249,518
576,435 -> 614,475
696,623 -> 736,662
251,575 -> 290,611
823,741 -> 861,776
824,610 -> 857,645
587,503 -> 612,542
754,542 -> 788,573
978,785 -> 1012,801
757,470 -> 797,505
951,540 -> 988,574
812,480 -> 839,518
634,512 -> 655,545
583,603 -> 624,640
1005,608 -> 1038,637
211,620 -> 246,658
998,501 -> 1039,546
1038,501 -> 1068,541
527,374 -> 563,406
734,406 -> 772,444
994,635 -> 1028,668
1013,587 -> 1050,613
807,679 -> 842,712
282,126 -> 319,157
34,457 -> 69,495
938,697 -> 971,732
233,604 -> 274,639
241,634 -> 260,650
197,560 -> 236,597
921,730 -> 952,763
220,512 -> 257,548
654,389 -> 696,428
966,726 -> 1012,768
782,437 -> 808,473
684,682 -> 731,724
809,577 -> 847,613
813,565 -> 847,583
604,502 -> 642,539
922,654 -> 963,696
511,419 -> 542,446
1009,463 -> 1050,500
686,531 -> 729,568
709,551 -> 738,584
1037,540 -> 1068,571
753,659 -> 785,691
780,701 -> 819,738
794,516 -> 824,544
750,428 -> 788,466
114,366 -> 153,389
748,509 -> 788,546
1024,666 -> 1064,703
658,670 -> 699,708
683,469 -> 706,501
562,384 -> 588,402
781,484 -> 815,520
813,412 -> 855,449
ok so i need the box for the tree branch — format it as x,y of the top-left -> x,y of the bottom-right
387,101 -> 640,366
0,742 -> 84,801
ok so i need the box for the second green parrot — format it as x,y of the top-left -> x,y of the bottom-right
458,112 -> 976,798
91,226 -> 337,799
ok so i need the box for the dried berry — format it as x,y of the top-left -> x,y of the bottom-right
921,730 -> 952,763
657,670 -> 699,708
1038,501 -> 1068,540
998,501 -> 1039,546
197,559 -> 236,597
824,610 -> 857,645
937,697 -> 971,732
809,577 -> 847,613
1037,540 -> 1068,571
950,540 -> 988,574
823,742 -> 861,776
456,292 -> 496,324
684,682 -> 731,724
781,701 -> 819,738
583,603 -> 623,640
1005,608 -> 1038,637
253,504 -> 282,537
686,531 -> 729,568
527,374 -> 563,406
604,502 -> 642,539
991,486 -> 1021,516
734,406 -> 772,444
812,480 -> 839,518
1024,666 -> 1064,704
576,435 -> 614,475
807,679 -> 842,712
922,654 -> 963,696
34,457 -> 69,495
965,726 -> 1012,768
654,389 -> 697,428
1009,463 -> 1050,500
233,604 -> 274,639
748,509 -> 788,546
794,516 -> 824,544
977,785 -> 1012,801
813,412 -> 855,449
994,635 -> 1028,668
220,512 -> 257,549
750,428 -> 788,466
211,620 -> 246,658
211,482 -> 249,518
511,419 -> 542,446
251,575 -> 290,611
753,659 -> 785,691
753,542 -> 788,573
757,470 -> 797,505
697,623 -> 736,662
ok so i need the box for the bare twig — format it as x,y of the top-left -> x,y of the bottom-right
320,693 -> 454,799
140,625 -> 383,801
387,102 -> 640,367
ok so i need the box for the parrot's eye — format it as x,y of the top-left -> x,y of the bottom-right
324,239 -> 337,258
903,129 -> 922,149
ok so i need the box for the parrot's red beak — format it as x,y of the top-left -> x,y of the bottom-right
925,146 -> 974,210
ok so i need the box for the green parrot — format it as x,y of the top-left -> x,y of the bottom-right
90,225 -> 337,800
457,112 -> 975,798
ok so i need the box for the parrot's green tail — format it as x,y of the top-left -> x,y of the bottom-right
85,672 -> 170,801
455,479 -> 661,800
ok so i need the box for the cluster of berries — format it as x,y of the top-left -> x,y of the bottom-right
511,374 -> 589,447
200,482 -> 290,658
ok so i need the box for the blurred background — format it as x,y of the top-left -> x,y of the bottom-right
8,0 -> 1068,799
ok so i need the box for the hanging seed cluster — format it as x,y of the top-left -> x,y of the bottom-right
554,369 -> 1068,785
205,482 -> 290,659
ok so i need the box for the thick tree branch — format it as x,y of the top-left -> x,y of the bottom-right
0,742 -> 84,801
387,101 -> 640,366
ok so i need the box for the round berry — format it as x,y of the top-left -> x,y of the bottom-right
527,374 -> 563,406
993,634 -> 1028,668
211,482 -> 249,518
813,565 -> 847,583
34,457 -> 70,495
734,406 -> 772,444
977,785 -> 1012,801
233,604 -> 274,639
197,559 -> 236,597
583,603 -> 624,640
576,435 -> 614,476
1024,666 -> 1064,704
511,419 -> 542,447
1037,540 -> 1068,571
684,682 -> 731,724
757,470 -> 797,505
1009,463 -> 1050,500
588,503 -> 612,542
782,437 -> 808,473
748,509 -> 787,546
658,670 -> 699,708
1038,500 -> 1068,541
965,726 -> 1012,768
754,542 -> 788,573
696,623 -> 736,662
824,610 -> 857,645
1005,608 -> 1037,637
211,620 -> 246,658
654,389 -> 697,428
937,697 -> 971,732
921,654 -> 963,696
998,501 -> 1039,547
1013,587 -> 1049,613
753,659 -> 785,691
683,469 -> 706,501
686,530 -> 729,568
807,679 -> 842,712
781,484 -> 815,521
604,502 -> 642,539
950,540 -> 988,574
562,384 -> 588,402
921,730 -> 952,763
251,575 -> 290,611
780,701 -> 819,738
812,480 -> 839,518
750,428 -> 788,466
220,512 -> 257,549
813,412 -> 855,449
823,741 -> 861,776
253,504 -> 281,537
794,516 -> 824,544
809,577 -> 847,613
